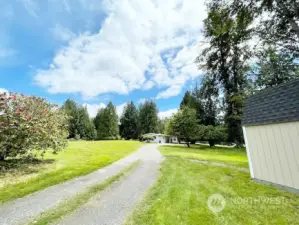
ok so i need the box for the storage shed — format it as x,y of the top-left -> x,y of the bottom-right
242,80 -> 299,193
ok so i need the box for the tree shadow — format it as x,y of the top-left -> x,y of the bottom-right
0,158 -> 56,176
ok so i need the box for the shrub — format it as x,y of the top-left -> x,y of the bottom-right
0,92 -> 69,160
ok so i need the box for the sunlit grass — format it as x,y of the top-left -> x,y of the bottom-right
126,145 -> 299,225
0,140 -> 142,204
160,144 -> 248,168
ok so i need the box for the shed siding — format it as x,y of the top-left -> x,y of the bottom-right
244,122 -> 299,190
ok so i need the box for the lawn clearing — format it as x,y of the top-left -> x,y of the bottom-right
160,144 -> 248,168
126,145 -> 299,225
0,140 -> 142,204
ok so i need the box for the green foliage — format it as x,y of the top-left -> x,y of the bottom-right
62,99 -> 96,140
198,76 -> 220,126
197,2 -> 253,145
138,100 -> 159,135
254,47 -> 299,88
120,102 -> 139,140
203,125 -> 227,147
0,93 -> 68,160
257,0 -> 299,55
157,118 -> 167,134
166,107 -> 199,147
94,102 -> 119,140
180,89 -> 205,123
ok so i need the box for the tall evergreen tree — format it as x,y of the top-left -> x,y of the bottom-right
120,102 -> 139,140
180,89 -> 205,123
253,46 -> 299,88
138,100 -> 158,134
197,2 -> 253,146
94,102 -> 119,140
62,99 -> 79,139
198,76 -> 219,126
77,107 -> 97,140
62,99 -> 96,140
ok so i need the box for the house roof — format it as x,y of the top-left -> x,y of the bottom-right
242,79 -> 299,126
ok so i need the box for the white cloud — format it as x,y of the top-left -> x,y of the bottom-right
158,108 -> 178,119
50,24 -> 75,42
83,103 -> 106,118
156,85 -> 182,99
0,88 -> 8,94
35,0 -> 206,99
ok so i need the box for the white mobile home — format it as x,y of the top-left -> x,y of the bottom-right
242,80 -> 299,193
142,133 -> 178,144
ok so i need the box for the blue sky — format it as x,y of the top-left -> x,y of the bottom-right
0,0 -> 206,118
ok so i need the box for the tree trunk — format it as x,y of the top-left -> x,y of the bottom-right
209,140 -> 215,147
187,142 -> 190,147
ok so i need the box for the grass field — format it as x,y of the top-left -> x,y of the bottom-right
126,145 -> 299,225
0,140 -> 142,204
160,144 -> 249,168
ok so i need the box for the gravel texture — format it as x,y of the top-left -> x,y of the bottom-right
0,144 -> 163,225
56,144 -> 164,225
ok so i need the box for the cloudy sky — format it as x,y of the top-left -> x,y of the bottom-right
0,0 -> 207,118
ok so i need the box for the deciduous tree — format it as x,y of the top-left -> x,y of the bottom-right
166,107 -> 199,147
0,93 -> 68,160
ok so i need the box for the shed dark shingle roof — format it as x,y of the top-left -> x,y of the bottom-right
242,79 -> 299,126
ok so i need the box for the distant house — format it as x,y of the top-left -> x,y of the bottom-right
242,79 -> 299,193
142,133 -> 178,144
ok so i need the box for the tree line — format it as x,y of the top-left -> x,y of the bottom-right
170,0 -> 299,147
62,99 -> 164,141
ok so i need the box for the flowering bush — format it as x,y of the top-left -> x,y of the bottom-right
0,92 -> 69,160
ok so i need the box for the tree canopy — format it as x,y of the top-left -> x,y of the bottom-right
165,107 -> 199,147
94,102 -> 119,140
0,93 -> 68,160
62,99 -> 96,140
120,102 -> 139,140
138,100 -> 159,134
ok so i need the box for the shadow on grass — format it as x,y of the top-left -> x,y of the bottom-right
0,158 -> 56,175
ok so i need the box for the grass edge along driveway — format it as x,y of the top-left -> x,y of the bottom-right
0,140 -> 142,204
125,145 -> 299,225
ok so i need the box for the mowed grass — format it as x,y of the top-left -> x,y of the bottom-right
0,140 -> 142,204
160,144 -> 248,168
126,145 -> 299,225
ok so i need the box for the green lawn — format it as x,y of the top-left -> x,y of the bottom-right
0,140 -> 142,204
160,144 -> 249,168
126,145 -> 299,225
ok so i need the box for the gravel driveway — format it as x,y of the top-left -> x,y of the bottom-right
0,144 -> 163,225
57,144 -> 164,225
